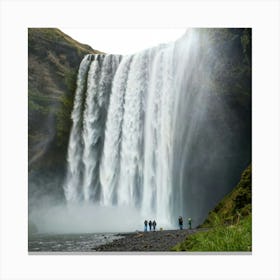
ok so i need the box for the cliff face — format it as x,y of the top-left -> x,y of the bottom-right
28,28 -> 101,201
171,28 -> 251,225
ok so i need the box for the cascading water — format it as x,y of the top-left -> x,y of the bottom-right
63,29 -> 247,229
63,56 -> 91,202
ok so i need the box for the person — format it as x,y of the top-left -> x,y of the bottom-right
188,218 -> 192,229
148,220 -> 152,231
178,216 -> 183,230
152,220 -> 157,231
144,220 -> 148,232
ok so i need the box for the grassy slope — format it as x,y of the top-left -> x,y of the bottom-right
173,215 -> 251,251
172,165 -> 252,251
202,164 -> 252,226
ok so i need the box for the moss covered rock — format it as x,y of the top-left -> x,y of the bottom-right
201,164 -> 252,227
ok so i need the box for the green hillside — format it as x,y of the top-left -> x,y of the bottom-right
202,164 -> 252,227
172,165 -> 252,251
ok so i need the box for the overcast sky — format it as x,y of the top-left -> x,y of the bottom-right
60,28 -> 186,55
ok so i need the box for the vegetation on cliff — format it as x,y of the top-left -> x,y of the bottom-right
202,164 -> 251,227
172,165 -> 252,251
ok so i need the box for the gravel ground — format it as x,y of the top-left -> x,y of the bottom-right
94,228 -> 205,252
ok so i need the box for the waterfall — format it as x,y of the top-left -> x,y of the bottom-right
63,56 -> 91,202
81,54 -> 121,201
63,29 -> 237,228
100,55 -> 133,206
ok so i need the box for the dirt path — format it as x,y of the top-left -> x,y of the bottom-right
94,228 -> 206,252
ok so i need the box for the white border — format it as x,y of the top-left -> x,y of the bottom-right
1,0 -> 279,279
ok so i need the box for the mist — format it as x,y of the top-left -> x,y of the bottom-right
29,203 -> 146,234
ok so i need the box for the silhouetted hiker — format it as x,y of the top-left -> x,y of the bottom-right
188,218 -> 192,229
144,220 -> 148,232
148,220 -> 152,231
152,220 -> 157,231
178,216 -> 183,230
